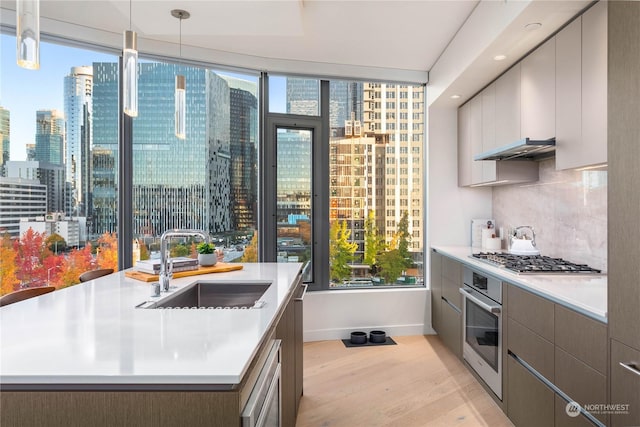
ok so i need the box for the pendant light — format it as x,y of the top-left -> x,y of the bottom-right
16,0 -> 40,69
171,9 -> 189,140
123,0 -> 138,117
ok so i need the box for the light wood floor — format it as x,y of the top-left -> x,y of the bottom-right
295,335 -> 513,427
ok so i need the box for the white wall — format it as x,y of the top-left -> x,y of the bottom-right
303,288 -> 429,342
427,106 -> 493,248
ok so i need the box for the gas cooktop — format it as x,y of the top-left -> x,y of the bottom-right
471,252 -> 602,274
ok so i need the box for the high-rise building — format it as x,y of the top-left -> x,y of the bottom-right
286,78 -> 362,128
91,62 -> 233,236
64,66 -> 93,216
6,160 -> 66,214
25,144 -> 36,161
221,76 -> 258,231
34,110 -> 65,166
0,177 -> 47,238
362,83 -> 424,255
0,107 -> 9,176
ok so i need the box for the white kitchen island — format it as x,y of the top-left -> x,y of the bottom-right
0,262 -> 302,388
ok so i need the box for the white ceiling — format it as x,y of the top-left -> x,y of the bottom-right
1,0 -> 592,89
2,0 -> 478,80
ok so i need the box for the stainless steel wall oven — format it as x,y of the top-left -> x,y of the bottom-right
460,267 -> 503,399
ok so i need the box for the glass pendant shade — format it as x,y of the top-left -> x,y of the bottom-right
123,30 -> 138,117
16,0 -> 40,70
175,75 -> 186,139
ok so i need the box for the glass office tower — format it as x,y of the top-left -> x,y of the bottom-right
91,62 -> 234,237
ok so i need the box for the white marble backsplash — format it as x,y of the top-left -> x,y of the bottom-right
493,159 -> 607,272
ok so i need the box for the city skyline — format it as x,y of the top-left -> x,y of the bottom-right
0,34 -> 285,162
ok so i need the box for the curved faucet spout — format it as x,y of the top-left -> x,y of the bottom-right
159,229 -> 210,292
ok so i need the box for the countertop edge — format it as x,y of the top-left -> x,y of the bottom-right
0,263 -> 304,388
432,246 -> 607,324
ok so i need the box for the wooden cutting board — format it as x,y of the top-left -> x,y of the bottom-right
125,263 -> 243,282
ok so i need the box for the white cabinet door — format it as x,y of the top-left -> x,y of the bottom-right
555,16 -> 582,170
457,103 -> 471,187
521,37 -> 556,140
495,64 -> 521,147
581,0 -> 607,167
470,96 -> 484,184
481,84 -> 497,182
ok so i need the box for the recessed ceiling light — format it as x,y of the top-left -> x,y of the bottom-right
525,22 -> 542,31
493,54 -> 507,61
451,94 -> 461,99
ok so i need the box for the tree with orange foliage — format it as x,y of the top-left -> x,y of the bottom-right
0,233 -> 19,295
96,232 -> 118,271
13,228 -> 52,287
55,245 -> 94,288
241,233 -> 258,262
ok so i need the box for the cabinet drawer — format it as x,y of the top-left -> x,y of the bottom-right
507,354 -> 554,427
555,394 -> 599,427
507,317 -> 554,380
555,347 -> 607,425
442,276 -> 461,310
440,299 -> 462,359
555,305 -> 607,374
507,284 -> 554,342
441,255 -> 461,284
610,339 -> 640,427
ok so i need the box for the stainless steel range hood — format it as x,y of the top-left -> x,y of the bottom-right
474,137 -> 556,161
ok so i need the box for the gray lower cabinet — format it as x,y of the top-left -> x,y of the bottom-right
430,251 -> 462,359
430,250 -> 443,333
610,339 -> 640,426
555,394 -> 600,427
506,283 -> 607,426
440,298 -> 462,358
507,354 -> 555,427
276,276 -> 304,427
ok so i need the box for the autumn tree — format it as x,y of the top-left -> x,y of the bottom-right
329,220 -> 357,282
0,233 -> 19,295
364,210 -> 384,270
55,245 -> 94,288
13,228 -> 52,287
241,232 -> 258,262
96,232 -> 118,271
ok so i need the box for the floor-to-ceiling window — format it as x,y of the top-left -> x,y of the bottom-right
0,35 -> 119,294
0,33 -> 424,297
268,77 -> 425,289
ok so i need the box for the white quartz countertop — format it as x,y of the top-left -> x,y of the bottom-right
432,246 -> 607,323
0,263 -> 302,388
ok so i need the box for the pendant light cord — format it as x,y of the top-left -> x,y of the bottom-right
129,0 -> 132,30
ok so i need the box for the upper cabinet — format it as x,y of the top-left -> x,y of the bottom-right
555,1 -> 608,170
459,1 -> 609,185
521,38 -> 556,140
495,64 -> 521,148
458,64 -> 538,187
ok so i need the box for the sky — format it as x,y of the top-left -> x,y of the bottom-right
1,34 -> 286,162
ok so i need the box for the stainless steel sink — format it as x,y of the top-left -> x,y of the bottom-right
138,281 -> 271,309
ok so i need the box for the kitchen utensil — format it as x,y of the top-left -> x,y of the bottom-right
509,226 -> 540,255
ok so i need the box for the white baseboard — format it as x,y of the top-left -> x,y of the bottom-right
304,323 -> 427,342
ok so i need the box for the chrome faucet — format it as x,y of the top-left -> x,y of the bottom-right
159,229 -> 210,292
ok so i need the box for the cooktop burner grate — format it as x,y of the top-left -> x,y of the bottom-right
471,252 -> 602,274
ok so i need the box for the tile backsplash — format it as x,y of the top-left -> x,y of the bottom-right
493,159 -> 607,272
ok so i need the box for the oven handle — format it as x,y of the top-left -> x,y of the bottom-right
460,288 -> 501,314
